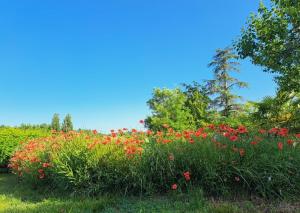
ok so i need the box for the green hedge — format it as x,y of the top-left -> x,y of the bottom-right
0,127 -> 49,167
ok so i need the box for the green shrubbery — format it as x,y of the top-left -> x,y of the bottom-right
0,127 -> 49,167
9,126 -> 300,199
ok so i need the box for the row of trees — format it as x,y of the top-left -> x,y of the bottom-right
145,0 -> 300,132
2,114 -> 74,132
51,114 -> 73,132
145,48 -> 252,131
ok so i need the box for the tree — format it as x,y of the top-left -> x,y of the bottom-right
62,114 -> 73,132
236,0 -> 300,92
181,82 -> 211,127
205,48 -> 248,117
145,88 -> 196,131
51,113 -> 60,131
252,91 -> 300,131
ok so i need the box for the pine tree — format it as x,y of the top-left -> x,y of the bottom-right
51,113 -> 60,131
205,48 -> 248,117
62,114 -> 73,132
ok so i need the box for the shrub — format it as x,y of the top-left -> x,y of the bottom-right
9,126 -> 300,199
0,127 -> 49,168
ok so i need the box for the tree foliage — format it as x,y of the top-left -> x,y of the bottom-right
62,114 -> 73,132
252,91 -> 300,131
145,88 -> 194,131
236,0 -> 300,92
145,87 -> 210,131
182,82 -> 211,127
51,113 -> 60,131
205,48 -> 248,117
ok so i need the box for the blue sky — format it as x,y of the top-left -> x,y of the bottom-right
0,0 -> 276,132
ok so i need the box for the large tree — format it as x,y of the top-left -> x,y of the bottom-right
181,82 -> 210,127
145,88 -> 195,131
145,84 -> 211,131
51,113 -> 60,131
62,114 -> 73,132
236,0 -> 300,92
205,48 -> 248,117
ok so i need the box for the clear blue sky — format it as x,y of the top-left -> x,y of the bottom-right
0,0 -> 276,132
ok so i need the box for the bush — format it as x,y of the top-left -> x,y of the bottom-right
0,127 -> 49,168
9,126 -> 300,199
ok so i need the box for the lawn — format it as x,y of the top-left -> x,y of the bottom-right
1,173 -> 300,213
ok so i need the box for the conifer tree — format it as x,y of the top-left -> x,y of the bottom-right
205,48 -> 248,117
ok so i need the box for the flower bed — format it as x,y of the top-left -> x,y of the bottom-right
0,127 -> 49,169
9,125 -> 300,198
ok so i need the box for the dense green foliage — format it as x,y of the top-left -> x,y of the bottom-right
9,126 -> 300,199
0,127 -> 49,167
145,88 -> 201,131
182,82 -> 211,127
18,123 -> 51,130
236,0 -> 300,93
251,92 -> 300,132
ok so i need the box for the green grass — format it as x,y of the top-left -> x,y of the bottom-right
0,173 -> 299,213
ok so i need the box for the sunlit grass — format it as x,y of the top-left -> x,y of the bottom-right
0,173 -> 250,213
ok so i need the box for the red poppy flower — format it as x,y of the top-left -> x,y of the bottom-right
162,139 -> 172,144
92,130 -> 98,135
287,139 -> 293,145
237,126 -> 247,134
269,128 -> 279,134
146,130 -> 153,135
208,124 -> 215,130
194,131 -> 201,137
183,171 -> 191,181
278,128 -> 288,137
223,132 -> 231,137
175,133 -> 182,138
201,133 -> 207,139
229,135 -> 238,142
295,134 -> 300,138
171,184 -> 178,190
42,163 -> 51,168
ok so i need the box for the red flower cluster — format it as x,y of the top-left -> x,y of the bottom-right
8,123 -> 300,185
